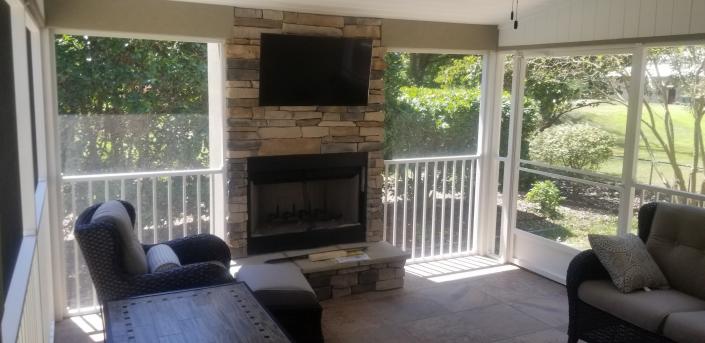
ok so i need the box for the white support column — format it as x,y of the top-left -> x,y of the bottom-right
617,46 -> 647,236
473,51 -> 504,255
45,26 -> 69,320
500,54 -> 527,263
207,43 -> 226,240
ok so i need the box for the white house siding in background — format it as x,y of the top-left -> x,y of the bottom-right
499,0 -> 705,47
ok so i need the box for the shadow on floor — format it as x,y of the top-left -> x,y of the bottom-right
55,256 -> 573,343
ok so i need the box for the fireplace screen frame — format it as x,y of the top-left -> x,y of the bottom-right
246,152 -> 368,254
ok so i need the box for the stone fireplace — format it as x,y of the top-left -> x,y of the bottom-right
247,152 -> 368,254
225,7 -> 386,257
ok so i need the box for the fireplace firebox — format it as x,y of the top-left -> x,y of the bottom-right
247,153 -> 367,254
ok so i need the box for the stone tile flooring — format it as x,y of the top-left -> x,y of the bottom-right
55,256 -> 573,343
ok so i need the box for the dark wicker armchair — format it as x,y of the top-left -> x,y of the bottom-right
567,202 -> 671,343
74,201 -> 234,303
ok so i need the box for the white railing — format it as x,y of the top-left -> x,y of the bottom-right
61,168 -> 221,314
383,155 -> 479,262
635,183 -> 705,208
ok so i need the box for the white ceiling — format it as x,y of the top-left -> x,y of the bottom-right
176,0 -> 556,25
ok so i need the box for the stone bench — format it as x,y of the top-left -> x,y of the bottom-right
233,242 -> 410,300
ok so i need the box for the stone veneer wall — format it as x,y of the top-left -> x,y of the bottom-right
306,260 -> 406,300
226,7 -> 387,257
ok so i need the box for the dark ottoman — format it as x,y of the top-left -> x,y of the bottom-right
237,264 -> 324,343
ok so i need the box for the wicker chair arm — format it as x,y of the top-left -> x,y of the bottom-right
638,202 -> 658,242
143,234 -> 231,266
567,249 -> 610,299
128,261 -> 233,298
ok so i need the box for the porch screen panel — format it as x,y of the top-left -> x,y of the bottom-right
633,45 -> 705,231
382,52 -> 484,259
55,35 -> 212,314
516,53 -> 632,250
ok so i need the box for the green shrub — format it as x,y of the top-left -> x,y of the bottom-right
528,124 -> 615,170
525,180 -> 564,218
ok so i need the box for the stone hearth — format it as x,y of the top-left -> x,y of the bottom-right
234,242 -> 410,300
225,7 -> 387,257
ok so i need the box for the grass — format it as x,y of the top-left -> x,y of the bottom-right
566,103 -> 700,185
516,200 -> 618,250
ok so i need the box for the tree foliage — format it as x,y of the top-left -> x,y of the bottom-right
383,52 -> 482,158
640,46 -> 705,194
384,53 -> 544,160
529,124 -> 615,170
56,35 -> 209,174
385,86 -> 480,157
525,55 -> 631,131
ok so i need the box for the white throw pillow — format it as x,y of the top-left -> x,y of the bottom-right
92,201 -> 148,275
147,244 -> 181,273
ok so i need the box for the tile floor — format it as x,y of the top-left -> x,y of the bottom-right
55,256 -> 572,343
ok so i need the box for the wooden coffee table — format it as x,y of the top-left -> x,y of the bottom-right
104,282 -> 291,342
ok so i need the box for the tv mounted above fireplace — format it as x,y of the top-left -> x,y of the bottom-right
258,33 -> 373,106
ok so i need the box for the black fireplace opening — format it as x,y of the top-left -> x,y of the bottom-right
247,152 -> 367,254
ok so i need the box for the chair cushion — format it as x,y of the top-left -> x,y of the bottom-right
146,244 -> 181,273
236,263 -> 314,294
647,203 -> 705,299
578,279 -> 705,332
663,311 -> 705,343
588,233 -> 668,293
92,201 -> 148,275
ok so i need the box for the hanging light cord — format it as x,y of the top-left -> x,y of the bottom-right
514,0 -> 519,29
510,0 -> 515,20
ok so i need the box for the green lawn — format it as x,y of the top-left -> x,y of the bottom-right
516,198 -> 618,250
520,103 -> 701,247
565,103 -> 700,186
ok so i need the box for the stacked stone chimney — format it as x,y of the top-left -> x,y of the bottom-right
225,7 -> 386,257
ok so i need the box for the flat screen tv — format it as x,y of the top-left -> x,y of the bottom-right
259,33 -> 373,106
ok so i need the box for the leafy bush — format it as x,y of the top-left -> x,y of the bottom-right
525,180 -> 564,218
384,86 -> 481,158
529,124 -> 615,170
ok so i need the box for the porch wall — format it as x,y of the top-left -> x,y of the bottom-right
46,0 -> 232,40
499,0 -> 705,48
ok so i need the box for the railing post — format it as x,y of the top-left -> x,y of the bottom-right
440,161 -> 447,255
411,162 -> 419,259
618,45 -> 647,236
431,161 -> 438,255
421,162 -> 429,258
167,176 -> 173,240
391,164 -> 399,246
136,179 -> 142,241
383,163 -> 389,242
449,161 -> 456,255
458,160 -> 466,253
152,176 -> 158,244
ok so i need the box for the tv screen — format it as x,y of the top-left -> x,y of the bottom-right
259,34 -> 372,106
